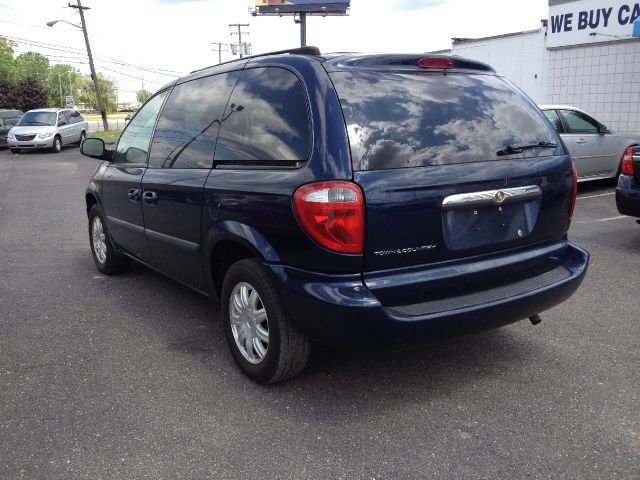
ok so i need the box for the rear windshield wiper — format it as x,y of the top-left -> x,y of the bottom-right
497,141 -> 557,156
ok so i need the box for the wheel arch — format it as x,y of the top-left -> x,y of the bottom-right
203,223 -> 281,300
85,190 -> 99,217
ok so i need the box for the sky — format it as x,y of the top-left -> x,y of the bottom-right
0,0 -> 550,102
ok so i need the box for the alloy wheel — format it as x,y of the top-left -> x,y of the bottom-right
229,282 -> 269,364
91,216 -> 107,264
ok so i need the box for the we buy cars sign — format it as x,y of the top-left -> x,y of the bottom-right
548,0 -> 640,47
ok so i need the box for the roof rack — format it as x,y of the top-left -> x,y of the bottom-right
190,46 -> 322,74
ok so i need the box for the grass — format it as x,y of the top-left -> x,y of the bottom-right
87,129 -> 122,144
83,113 -> 129,121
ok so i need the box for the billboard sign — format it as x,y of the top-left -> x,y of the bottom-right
547,0 -> 640,47
254,0 -> 350,15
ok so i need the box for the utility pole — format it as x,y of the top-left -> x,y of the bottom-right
67,71 -> 73,99
212,42 -> 228,64
58,74 -> 63,107
229,23 -> 250,58
69,0 -> 108,131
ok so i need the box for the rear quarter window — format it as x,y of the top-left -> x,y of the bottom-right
330,71 -> 562,170
214,67 -> 311,164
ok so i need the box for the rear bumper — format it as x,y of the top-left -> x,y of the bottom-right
616,175 -> 640,218
269,242 -> 589,350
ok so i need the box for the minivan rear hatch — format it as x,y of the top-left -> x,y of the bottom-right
326,55 -> 574,278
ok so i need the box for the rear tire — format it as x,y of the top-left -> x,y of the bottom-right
221,258 -> 311,384
88,204 -> 128,275
51,135 -> 62,153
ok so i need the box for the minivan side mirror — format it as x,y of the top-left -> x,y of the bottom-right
598,125 -> 610,134
58,119 -> 67,126
81,137 -> 112,160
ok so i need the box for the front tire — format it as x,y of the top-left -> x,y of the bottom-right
51,135 -> 62,153
221,258 -> 311,384
78,131 -> 86,146
10,148 -> 19,154
88,204 -> 128,275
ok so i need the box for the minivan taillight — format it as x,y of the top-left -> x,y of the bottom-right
621,147 -> 634,176
570,162 -> 578,219
293,181 -> 364,254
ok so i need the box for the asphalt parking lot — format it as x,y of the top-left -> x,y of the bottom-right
1,147 -> 638,479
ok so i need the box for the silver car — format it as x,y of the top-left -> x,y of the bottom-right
8,108 -> 88,154
540,105 -> 640,182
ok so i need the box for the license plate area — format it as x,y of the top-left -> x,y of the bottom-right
442,186 -> 542,251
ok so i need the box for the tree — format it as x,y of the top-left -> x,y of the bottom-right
13,77 -> 49,111
77,72 -> 117,113
136,89 -> 152,104
48,64 -> 81,107
0,36 -> 16,80
0,78 -> 15,108
14,52 -> 50,85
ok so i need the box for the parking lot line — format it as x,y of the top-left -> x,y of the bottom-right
577,192 -> 615,200
576,215 -> 628,224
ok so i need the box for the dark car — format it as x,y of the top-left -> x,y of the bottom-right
81,47 -> 589,384
0,109 -> 23,147
616,146 -> 640,219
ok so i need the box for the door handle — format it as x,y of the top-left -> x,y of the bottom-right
143,190 -> 158,205
575,138 -> 586,144
127,188 -> 141,202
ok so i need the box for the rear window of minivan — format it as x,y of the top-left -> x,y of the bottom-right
330,71 -> 561,171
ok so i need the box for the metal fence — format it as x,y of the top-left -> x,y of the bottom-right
86,120 -> 127,132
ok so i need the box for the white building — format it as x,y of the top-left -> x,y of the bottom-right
436,0 -> 640,136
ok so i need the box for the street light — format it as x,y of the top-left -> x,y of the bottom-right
47,1 -> 109,131
46,19 -> 81,29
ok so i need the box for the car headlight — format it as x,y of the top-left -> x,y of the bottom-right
37,133 -> 53,139
7,132 -> 15,139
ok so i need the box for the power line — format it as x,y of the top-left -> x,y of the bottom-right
3,34 -> 184,77
96,65 -> 166,84
6,46 -> 167,86
0,19 -> 77,31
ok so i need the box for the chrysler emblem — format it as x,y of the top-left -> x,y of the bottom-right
495,191 -> 506,203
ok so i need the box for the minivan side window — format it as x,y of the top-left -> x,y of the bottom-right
559,110 -> 599,134
67,111 -> 80,124
148,71 -> 240,169
113,90 -> 169,165
214,67 -> 311,164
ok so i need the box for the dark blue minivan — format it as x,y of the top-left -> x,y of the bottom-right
82,47 -> 589,383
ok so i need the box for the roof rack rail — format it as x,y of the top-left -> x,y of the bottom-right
190,46 -> 322,74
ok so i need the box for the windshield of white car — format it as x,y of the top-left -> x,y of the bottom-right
17,112 -> 57,127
